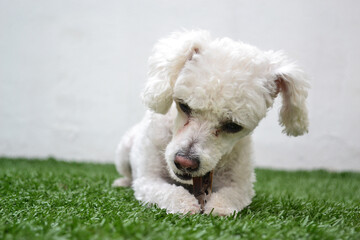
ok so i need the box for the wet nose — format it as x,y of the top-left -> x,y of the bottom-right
174,153 -> 199,172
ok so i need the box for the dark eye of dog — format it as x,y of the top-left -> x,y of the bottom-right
179,102 -> 192,115
221,122 -> 243,133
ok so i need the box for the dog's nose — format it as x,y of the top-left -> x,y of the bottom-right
174,154 -> 199,172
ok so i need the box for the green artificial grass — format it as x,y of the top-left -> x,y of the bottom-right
0,157 -> 359,240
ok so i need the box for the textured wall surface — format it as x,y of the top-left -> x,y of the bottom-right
1,0 -> 359,170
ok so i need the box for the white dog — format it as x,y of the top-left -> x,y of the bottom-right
113,30 -> 309,216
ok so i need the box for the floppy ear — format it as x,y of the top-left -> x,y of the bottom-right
266,51 -> 310,136
141,30 -> 210,114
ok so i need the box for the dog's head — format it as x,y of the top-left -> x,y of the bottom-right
142,30 -> 310,184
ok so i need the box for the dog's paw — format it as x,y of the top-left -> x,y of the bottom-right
203,193 -> 238,216
167,196 -> 201,215
177,202 -> 202,215
112,177 -> 131,187
163,188 -> 202,215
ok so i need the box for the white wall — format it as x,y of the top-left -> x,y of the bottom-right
1,0 -> 359,171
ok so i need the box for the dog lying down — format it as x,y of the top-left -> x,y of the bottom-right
113,30 -> 309,216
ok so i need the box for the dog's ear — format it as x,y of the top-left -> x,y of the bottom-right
266,51 -> 310,136
141,30 -> 210,114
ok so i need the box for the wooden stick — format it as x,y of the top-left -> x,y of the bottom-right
192,171 -> 213,213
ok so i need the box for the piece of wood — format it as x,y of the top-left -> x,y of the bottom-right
192,171 -> 213,213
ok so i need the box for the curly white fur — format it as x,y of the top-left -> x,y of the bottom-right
113,30 -> 309,216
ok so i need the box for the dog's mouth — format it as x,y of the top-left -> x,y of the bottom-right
174,172 -> 192,180
174,170 -> 212,181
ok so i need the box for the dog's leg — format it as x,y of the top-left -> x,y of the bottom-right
132,176 -> 201,214
204,147 -> 256,216
203,179 -> 254,216
113,127 -> 137,187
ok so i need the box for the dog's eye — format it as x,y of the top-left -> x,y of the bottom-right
221,122 -> 243,133
178,102 -> 192,115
